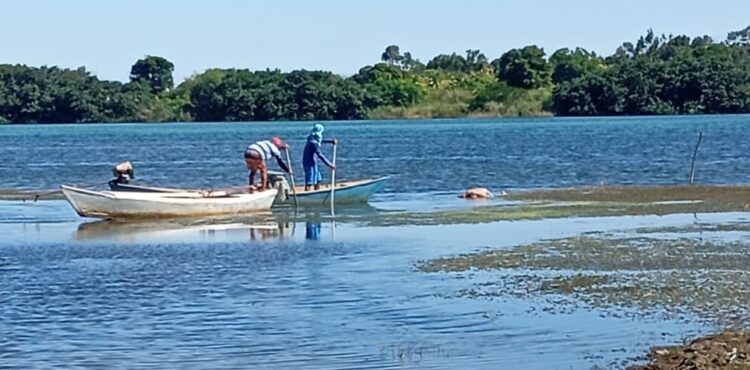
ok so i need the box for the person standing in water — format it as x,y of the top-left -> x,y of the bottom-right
244,136 -> 291,191
302,124 -> 336,191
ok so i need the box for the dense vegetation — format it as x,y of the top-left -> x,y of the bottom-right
1,26 -> 749,123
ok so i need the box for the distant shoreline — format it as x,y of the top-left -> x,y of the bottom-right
2,25 -> 749,125
4,111 -> 750,126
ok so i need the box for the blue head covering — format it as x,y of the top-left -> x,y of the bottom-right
309,123 -> 324,142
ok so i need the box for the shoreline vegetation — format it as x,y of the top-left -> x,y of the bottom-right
0,26 -> 749,124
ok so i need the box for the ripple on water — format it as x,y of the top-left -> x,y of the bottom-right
2,209 -> 743,368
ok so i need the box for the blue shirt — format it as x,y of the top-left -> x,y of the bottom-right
302,134 -> 334,168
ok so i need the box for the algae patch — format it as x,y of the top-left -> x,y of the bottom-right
369,185 -> 750,226
417,223 -> 750,325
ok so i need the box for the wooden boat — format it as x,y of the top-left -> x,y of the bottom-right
110,176 -> 390,206
61,185 -> 277,219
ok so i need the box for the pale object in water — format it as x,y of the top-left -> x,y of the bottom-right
460,187 -> 497,199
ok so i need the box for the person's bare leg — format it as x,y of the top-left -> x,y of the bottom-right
314,184 -> 320,190
247,170 -> 255,187
304,185 -> 310,191
260,169 -> 268,190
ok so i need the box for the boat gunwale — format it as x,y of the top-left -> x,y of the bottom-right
291,176 -> 390,197
109,176 -> 391,198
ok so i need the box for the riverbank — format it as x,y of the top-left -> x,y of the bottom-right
629,331 -> 750,369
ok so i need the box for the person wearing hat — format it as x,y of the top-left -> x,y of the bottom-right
244,136 -> 292,191
302,123 -> 337,191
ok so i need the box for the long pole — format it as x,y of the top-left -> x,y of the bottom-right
330,143 -> 337,216
689,132 -> 703,185
284,147 -> 298,210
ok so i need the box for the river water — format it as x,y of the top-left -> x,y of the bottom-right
2,116 -> 750,369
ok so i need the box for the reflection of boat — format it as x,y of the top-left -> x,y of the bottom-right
61,185 -> 277,219
111,176 -> 390,207
76,216 -> 286,242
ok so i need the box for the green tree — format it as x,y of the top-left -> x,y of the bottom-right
381,45 -> 402,65
130,56 -> 175,94
549,47 -> 603,84
464,49 -> 489,73
354,63 -> 425,107
400,51 -> 426,72
426,53 -> 467,72
492,46 -> 550,88
727,25 -> 750,46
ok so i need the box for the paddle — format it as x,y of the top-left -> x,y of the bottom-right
330,141 -> 337,216
284,146 -> 298,210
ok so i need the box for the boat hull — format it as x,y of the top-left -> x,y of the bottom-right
286,177 -> 389,206
61,185 -> 277,219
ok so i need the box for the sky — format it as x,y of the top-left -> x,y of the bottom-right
1,0 -> 748,83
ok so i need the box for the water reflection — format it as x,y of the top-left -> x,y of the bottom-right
71,204 -> 384,244
248,220 -> 298,241
306,221 -> 322,240
75,214 -> 283,243
75,216 -> 336,243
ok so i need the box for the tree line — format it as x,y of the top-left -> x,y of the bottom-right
0,26 -> 748,123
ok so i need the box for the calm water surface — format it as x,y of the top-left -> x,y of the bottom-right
2,115 -> 750,192
2,116 -> 750,369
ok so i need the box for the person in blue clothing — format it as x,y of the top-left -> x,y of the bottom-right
302,123 -> 337,191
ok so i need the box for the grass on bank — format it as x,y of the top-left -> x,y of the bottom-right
368,84 -> 552,119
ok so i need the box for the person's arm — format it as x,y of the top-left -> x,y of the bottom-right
313,141 -> 334,168
275,155 -> 291,173
270,146 -> 291,174
321,138 -> 337,145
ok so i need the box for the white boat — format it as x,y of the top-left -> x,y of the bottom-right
60,185 -> 277,219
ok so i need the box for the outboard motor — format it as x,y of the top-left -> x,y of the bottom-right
111,161 -> 135,184
267,171 -> 290,202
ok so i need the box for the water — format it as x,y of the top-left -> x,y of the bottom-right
2,115 -> 750,369
1,203 -> 720,369
2,115 -> 750,192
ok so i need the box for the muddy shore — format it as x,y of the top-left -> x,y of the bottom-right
629,331 -> 750,370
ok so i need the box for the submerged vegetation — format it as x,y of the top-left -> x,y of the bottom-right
364,185 -> 750,226
1,26 -> 749,123
409,185 -> 750,368
417,225 -> 750,326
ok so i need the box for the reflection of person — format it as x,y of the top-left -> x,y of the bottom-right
250,227 -> 278,241
277,221 -> 292,240
305,222 -> 322,241
244,136 -> 291,191
302,124 -> 336,191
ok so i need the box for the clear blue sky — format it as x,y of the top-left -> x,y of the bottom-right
1,0 -> 748,83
